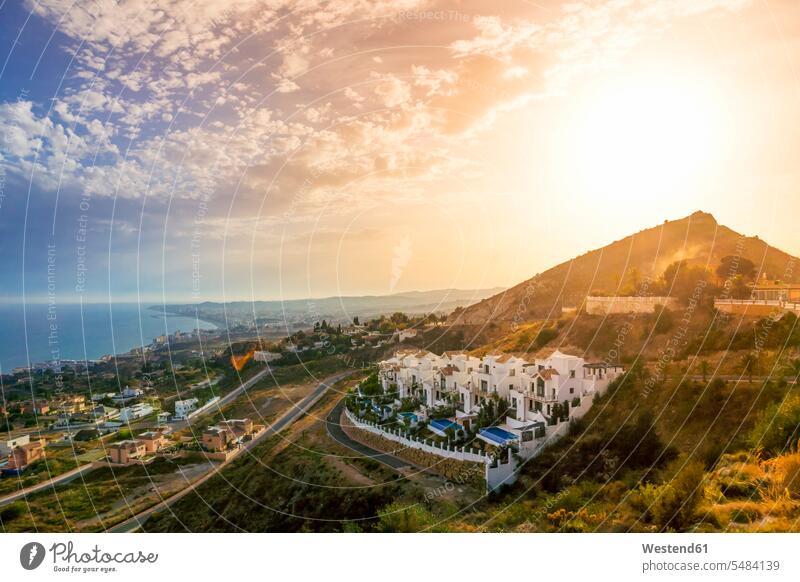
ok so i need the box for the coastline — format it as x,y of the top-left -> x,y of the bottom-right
0,304 -> 221,372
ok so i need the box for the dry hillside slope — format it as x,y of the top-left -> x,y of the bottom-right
454,211 -> 800,325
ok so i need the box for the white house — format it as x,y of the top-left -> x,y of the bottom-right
379,349 -> 623,426
0,434 -> 30,457
118,403 -> 154,422
393,329 -> 418,342
112,387 -> 144,403
253,351 -> 281,363
374,348 -> 625,491
174,398 -> 199,420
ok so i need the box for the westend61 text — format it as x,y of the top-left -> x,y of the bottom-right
642,543 -> 708,554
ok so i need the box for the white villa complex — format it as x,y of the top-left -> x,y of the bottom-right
380,349 -> 622,427
357,349 -> 624,490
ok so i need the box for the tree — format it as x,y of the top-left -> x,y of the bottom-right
785,358 -> 800,384
716,255 -> 756,282
728,275 -> 753,300
651,305 -> 674,334
699,360 -> 711,383
740,352 -> 760,383
627,267 -> 642,294
390,312 -> 409,325
353,316 -> 360,326
626,359 -> 650,386
660,260 -> 714,305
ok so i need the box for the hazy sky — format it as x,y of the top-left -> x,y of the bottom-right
1,0 -> 799,303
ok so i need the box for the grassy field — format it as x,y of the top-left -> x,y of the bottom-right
0,455 -> 215,532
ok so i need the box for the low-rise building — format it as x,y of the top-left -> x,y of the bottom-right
750,280 -> 800,302
201,426 -> 233,452
174,398 -> 199,420
91,405 -> 119,420
107,440 -> 147,464
118,403 -> 154,422
112,387 -> 144,403
393,329 -> 418,342
136,431 -> 170,454
201,418 -> 259,452
55,394 -> 87,414
0,434 -> 30,457
253,351 -> 281,364
22,400 -> 50,416
5,439 -> 45,471
379,349 -> 624,425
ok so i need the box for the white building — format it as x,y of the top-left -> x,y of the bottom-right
174,398 -> 199,420
253,351 -> 281,363
112,387 -> 144,403
393,329 -> 418,342
379,349 -> 623,426
0,434 -> 31,457
118,403 -> 154,422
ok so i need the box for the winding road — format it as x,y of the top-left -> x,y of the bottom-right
325,398 -> 409,470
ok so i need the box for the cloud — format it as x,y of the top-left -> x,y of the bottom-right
10,0 -> 752,213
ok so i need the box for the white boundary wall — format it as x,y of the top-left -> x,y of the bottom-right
345,408 -> 487,463
586,296 -> 678,315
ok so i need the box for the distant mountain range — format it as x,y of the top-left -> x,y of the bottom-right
454,211 -> 800,325
159,287 -> 507,327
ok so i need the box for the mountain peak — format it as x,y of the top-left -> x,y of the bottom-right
688,210 -> 717,223
454,212 -> 798,325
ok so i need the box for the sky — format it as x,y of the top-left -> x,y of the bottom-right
1,0 -> 799,304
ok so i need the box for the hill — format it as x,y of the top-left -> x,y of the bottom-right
453,211 -> 800,325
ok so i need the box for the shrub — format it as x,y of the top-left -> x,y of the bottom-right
748,394 -> 800,456
534,327 -> 558,348
639,458 -> 705,531
770,453 -> 800,499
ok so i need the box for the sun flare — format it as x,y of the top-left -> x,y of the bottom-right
567,75 -> 720,204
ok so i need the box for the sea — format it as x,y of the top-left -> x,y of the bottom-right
0,303 -> 218,372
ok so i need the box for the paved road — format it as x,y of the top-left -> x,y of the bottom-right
325,399 -> 409,470
108,370 -> 356,533
683,374 -> 797,383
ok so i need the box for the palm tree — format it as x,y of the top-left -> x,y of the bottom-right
741,352 -> 759,383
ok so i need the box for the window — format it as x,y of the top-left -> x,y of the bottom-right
570,387 -> 574,394
570,370 -> 575,378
